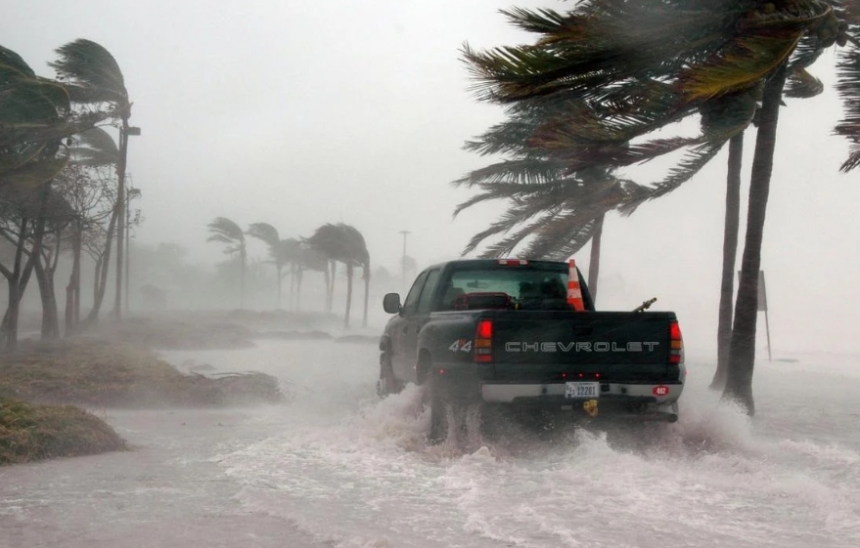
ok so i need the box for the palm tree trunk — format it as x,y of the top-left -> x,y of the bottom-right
239,247 -> 246,309
587,213 -> 604,304
290,263 -> 296,310
1,281 -> 20,351
328,261 -> 337,313
276,264 -> 283,309
65,276 -> 74,337
711,133 -> 744,390
35,258 -> 58,339
296,266 -> 304,311
67,221 -> 82,334
344,263 -> 354,329
88,207 -> 118,323
362,264 -> 370,328
0,217 -> 27,351
723,65 -> 788,415
323,263 -> 331,313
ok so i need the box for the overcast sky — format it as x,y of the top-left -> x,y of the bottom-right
3,1 -> 860,355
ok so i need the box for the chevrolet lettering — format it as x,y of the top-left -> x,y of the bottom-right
504,341 -> 660,353
377,259 -> 686,445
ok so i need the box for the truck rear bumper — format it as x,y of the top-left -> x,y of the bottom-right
482,381 -> 682,403
480,381 -> 682,421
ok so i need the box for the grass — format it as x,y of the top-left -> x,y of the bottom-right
0,338 -> 286,408
0,398 -> 126,465
0,324 -> 288,465
95,316 -> 256,350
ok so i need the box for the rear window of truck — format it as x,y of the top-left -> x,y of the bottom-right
438,267 -> 572,311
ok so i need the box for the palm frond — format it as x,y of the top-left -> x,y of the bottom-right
49,39 -> 129,107
521,212 -> 600,260
68,127 -> 119,167
246,222 -> 280,248
834,41 -> 860,171
454,157 -> 568,187
621,141 -> 724,215
676,24 -> 808,101
207,217 -> 245,243
784,66 -> 824,98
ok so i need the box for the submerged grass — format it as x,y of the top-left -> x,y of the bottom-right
0,398 -> 126,465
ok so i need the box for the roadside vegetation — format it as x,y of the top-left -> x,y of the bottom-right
0,398 -> 126,465
0,338 -> 285,408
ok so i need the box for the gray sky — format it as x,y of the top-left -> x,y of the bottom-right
3,1 -> 860,354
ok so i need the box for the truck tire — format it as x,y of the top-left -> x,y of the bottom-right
376,353 -> 402,398
428,387 -> 448,444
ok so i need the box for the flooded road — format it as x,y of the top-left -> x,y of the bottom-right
2,339 -> 859,548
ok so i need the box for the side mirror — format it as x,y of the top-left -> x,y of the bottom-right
383,293 -> 402,314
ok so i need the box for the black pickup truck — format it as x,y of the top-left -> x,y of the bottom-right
378,259 -> 685,442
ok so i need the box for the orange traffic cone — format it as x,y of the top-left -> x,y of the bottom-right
567,259 -> 585,311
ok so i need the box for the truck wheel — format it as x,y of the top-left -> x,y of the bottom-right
428,376 -> 450,444
376,353 -> 402,398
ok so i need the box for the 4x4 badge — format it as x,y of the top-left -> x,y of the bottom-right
448,339 -> 473,352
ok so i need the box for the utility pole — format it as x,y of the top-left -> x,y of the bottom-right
113,122 -> 140,321
399,230 -> 410,291
125,187 -> 141,313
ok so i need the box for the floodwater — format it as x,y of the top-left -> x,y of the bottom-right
1,339 -> 858,548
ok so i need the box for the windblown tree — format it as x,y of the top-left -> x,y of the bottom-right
31,187 -> 75,339
207,217 -> 247,308
54,161 -> 113,333
461,0 -> 860,414
0,183 -> 54,349
453,97 -> 659,303
306,223 -> 371,328
66,127 -> 120,324
297,242 -> 330,312
340,224 -> 371,328
50,39 -> 133,322
1,44 -> 109,191
246,223 -> 304,309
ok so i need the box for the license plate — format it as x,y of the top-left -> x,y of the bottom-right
565,382 -> 600,399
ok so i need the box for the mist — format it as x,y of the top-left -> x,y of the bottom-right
2,2 -> 860,547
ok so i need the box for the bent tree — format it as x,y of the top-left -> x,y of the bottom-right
461,1 -> 860,414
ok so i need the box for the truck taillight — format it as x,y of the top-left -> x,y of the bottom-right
669,321 -> 683,364
475,319 -> 493,363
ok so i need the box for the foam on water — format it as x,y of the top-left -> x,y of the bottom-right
161,340 -> 860,548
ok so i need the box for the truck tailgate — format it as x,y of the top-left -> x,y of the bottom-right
488,311 -> 676,382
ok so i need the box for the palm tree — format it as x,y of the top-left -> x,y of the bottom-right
306,223 -> 371,328
453,100 -> 661,303
339,224 -> 371,328
207,217 -> 247,308
297,242 -> 329,312
246,222 -> 299,309
276,238 -> 303,310
0,46 -> 71,191
460,1 -> 851,414
50,39 -> 133,322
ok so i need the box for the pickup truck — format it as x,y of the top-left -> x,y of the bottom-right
378,259 -> 685,443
